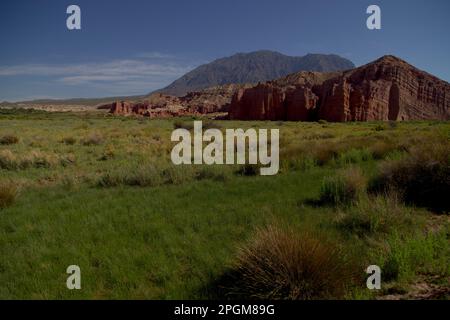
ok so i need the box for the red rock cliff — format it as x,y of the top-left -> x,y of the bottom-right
229,56 -> 450,121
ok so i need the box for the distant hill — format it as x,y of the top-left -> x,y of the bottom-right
156,50 -> 355,96
9,95 -> 146,107
8,50 -> 354,106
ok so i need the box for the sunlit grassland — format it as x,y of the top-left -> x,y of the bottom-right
0,109 -> 449,299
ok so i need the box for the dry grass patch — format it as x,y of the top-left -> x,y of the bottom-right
0,181 -> 18,209
218,225 -> 359,300
0,135 -> 19,145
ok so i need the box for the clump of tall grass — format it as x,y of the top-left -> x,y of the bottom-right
336,148 -> 372,166
369,142 -> 450,212
0,181 -> 18,209
98,145 -> 116,161
81,133 -> 104,146
61,136 -> 77,145
381,228 -> 450,282
162,165 -> 196,185
0,149 -> 17,169
335,193 -> 420,237
97,164 -> 163,187
0,135 -> 19,145
369,141 -> 398,160
0,149 -> 62,169
20,150 -> 59,168
196,165 -> 231,182
97,164 -> 200,188
219,226 -> 358,300
319,167 -> 366,206
312,142 -> 340,166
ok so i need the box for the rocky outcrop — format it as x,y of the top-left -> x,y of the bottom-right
101,84 -> 249,118
229,56 -> 450,121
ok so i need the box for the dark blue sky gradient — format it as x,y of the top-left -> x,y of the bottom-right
0,0 -> 449,100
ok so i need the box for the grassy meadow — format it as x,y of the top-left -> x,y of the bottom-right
0,108 -> 449,299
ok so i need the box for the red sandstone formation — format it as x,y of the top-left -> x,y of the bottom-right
100,84 -> 250,118
229,56 -> 450,121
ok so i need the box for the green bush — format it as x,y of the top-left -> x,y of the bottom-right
369,142 -> 450,212
381,229 -> 450,282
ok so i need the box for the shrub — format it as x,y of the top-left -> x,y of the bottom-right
319,167 -> 366,206
0,135 -> 19,145
218,226 -> 358,300
0,181 -> 18,209
369,142 -> 450,212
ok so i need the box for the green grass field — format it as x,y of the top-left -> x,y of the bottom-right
0,109 -> 449,299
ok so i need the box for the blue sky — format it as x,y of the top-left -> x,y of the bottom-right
0,0 -> 449,101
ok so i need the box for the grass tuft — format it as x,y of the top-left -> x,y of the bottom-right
0,135 -> 19,145
218,225 -> 358,300
0,181 -> 18,209
319,167 -> 366,206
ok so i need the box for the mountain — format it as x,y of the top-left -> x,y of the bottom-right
156,50 -> 355,96
229,55 -> 450,121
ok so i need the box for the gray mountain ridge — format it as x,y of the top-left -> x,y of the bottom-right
156,50 -> 355,96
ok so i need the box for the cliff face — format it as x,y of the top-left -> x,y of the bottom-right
229,56 -> 450,121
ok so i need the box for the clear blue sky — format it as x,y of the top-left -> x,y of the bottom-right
0,0 -> 449,101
